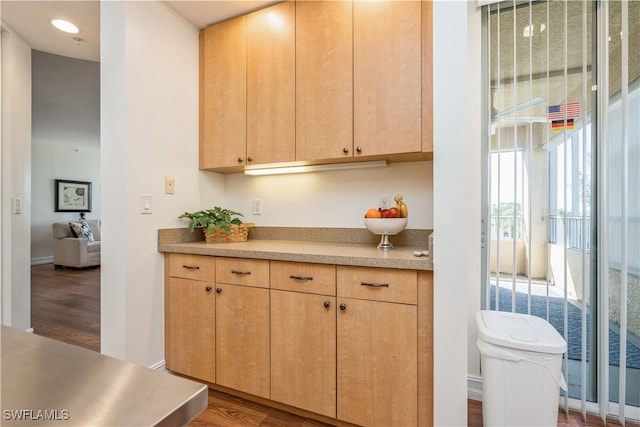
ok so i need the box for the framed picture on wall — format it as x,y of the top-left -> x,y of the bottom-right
55,179 -> 92,212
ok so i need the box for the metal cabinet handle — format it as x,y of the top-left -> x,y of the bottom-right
237,157 -> 244,163
360,282 -> 389,288
247,156 -> 253,162
216,288 -> 222,294
339,303 -> 347,311
343,147 -> 349,153
356,146 -> 362,153
182,265 -> 200,270
205,286 -> 212,292
231,270 -> 251,275
289,275 -> 313,281
324,301 -> 331,308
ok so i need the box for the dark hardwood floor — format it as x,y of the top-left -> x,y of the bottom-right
189,389 -> 331,427
31,263 -> 100,352
30,264 -> 636,427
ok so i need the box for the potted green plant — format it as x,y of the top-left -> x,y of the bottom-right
179,207 -> 252,243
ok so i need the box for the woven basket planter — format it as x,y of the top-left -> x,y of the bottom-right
203,223 -> 254,243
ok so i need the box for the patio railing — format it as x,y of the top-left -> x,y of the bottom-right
549,215 -> 592,252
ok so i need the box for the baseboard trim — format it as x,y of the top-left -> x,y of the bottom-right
468,375 -> 483,401
31,257 -> 53,265
150,360 -> 167,372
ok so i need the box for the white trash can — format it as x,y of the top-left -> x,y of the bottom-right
476,310 -> 568,427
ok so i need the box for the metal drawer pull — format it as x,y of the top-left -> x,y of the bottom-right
182,265 -> 200,270
289,275 -> 313,281
360,281 -> 389,288
231,270 -> 251,275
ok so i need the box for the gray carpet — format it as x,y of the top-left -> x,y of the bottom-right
489,285 -> 640,369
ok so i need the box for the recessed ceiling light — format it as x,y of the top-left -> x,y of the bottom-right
51,19 -> 80,34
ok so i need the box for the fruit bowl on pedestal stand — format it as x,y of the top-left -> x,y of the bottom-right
364,218 -> 408,249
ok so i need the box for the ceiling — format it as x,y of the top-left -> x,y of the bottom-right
0,1 -> 280,62
0,0 -> 277,149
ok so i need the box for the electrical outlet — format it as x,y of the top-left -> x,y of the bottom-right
379,196 -> 390,209
165,176 -> 175,194
253,199 -> 262,215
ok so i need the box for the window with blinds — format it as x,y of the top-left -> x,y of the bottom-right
482,0 -> 639,422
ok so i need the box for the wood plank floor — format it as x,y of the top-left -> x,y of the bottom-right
189,389 -> 331,427
468,397 -> 638,427
30,264 -> 636,427
31,263 -> 100,352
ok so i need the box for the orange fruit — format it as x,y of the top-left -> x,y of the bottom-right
365,208 -> 382,218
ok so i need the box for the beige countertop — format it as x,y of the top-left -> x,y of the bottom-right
158,239 -> 433,270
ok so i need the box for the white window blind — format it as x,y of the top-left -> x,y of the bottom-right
483,0 -> 639,422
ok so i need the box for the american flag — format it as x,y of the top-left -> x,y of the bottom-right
548,102 -> 581,120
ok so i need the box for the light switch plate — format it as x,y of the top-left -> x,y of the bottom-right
140,194 -> 152,214
13,198 -> 21,214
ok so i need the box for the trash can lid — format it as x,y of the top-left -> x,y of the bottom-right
476,310 -> 567,354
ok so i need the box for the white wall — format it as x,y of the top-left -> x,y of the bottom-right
1,22 -> 32,331
432,1 -> 482,425
100,0 -> 224,364
98,2 -> 482,424
31,141 -> 101,263
223,161 -> 433,229
466,1 -> 483,385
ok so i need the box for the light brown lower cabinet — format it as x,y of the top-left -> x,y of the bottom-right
215,257 -> 270,399
336,265 -> 419,427
337,297 -> 417,427
215,283 -> 270,399
165,254 -> 216,384
164,254 -> 432,426
270,290 -> 337,417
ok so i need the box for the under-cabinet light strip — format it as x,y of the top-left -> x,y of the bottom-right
244,160 -> 388,176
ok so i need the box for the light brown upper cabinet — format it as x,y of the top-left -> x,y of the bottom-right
422,0 -> 434,155
199,16 -> 247,170
353,1 -> 422,157
246,1 -> 296,166
199,1 -> 433,173
295,1 -> 353,162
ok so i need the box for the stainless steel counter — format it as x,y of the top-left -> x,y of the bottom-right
1,326 -> 207,426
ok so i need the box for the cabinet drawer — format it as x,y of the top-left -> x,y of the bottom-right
271,261 -> 336,296
216,257 -> 269,288
337,266 -> 417,305
167,253 -> 215,281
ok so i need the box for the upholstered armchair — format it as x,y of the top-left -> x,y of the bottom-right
52,220 -> 101,268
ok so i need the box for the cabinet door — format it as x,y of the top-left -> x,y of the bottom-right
246,1 -> 295,165
337,298 -> 418,427
353,1 -> 422,157
271,290 -> 336,417
215,284 -> 270,398
199,16 -> 247,170
295,1 -> 353,161
166,278 -> 215,384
